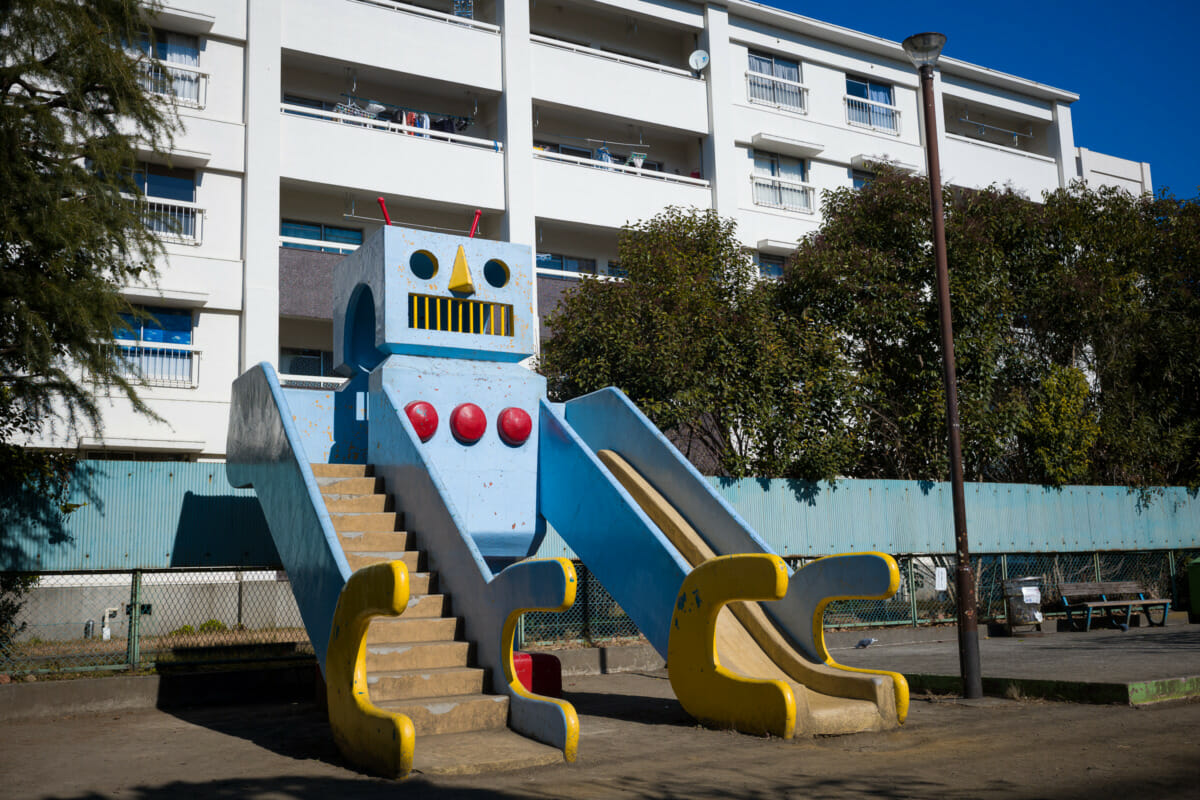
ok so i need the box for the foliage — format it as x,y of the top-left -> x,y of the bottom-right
781,169 -> 1200,487
0,574 -> 38,655
0,0 -> 179,460
538,206 -> 855,479
198,619 -> 228,634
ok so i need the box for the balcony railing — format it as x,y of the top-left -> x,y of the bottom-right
845,96 -> 901,135
280,103 -> 503,152
142,199 -> 203,245
277,373 -> 348,390
112,343 -> 201,388
531,34 -> 696,78
279,234 -> 360,254
745,71 -> 808,114
348,0 -> 500,33
532,148 -> 710,187
751,175 -> 815,214
138,60 -> 208,109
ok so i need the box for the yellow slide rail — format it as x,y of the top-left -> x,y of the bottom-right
668,553 -> 797,738
326,561 -> 416,778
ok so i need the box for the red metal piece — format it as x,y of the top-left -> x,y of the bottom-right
497,407 -> 532,446
512,651 -> 563,697
449,402 -> 487,443
468,209 -> 482,238
404,401 -> 438,442
377,197 -> 392,226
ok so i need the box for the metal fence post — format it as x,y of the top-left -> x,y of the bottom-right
906,557 -> 919,627
1000,554 -> 1008,582
580,567 -> 591,643
1093,551 -> 1102,582
1168,550 -> 1178,608
126,570 -> 142,672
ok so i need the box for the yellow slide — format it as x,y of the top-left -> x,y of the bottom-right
599,450 -> 907,738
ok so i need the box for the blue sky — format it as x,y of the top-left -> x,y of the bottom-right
770,1 -> 1199,198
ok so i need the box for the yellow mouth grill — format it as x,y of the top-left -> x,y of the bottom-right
408,293 -> 514,337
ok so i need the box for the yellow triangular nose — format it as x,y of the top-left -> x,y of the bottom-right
448,245 -> 475,295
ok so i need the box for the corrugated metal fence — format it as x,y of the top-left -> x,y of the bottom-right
2,464 -> 1197,674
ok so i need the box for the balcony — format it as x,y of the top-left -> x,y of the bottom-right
112,343 -> 201,389
845,96 -> 901,136
943,134 -> 1060,197
138,60 -> 208,109
530,36 -> 708,133
283,0 -> 501,92
279,103 -> 505,209
142,199 -> 204,245
751,176 -> 815,215
745,71 -> 808,115
533,148 -> 710,228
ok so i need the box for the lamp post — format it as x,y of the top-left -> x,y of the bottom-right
902,31 -> 982,700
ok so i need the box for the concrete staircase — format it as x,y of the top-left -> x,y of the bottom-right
311,463 -> 563,775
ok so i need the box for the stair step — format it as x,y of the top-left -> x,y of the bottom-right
311,463 -> 373,478
366,616 -> 460,644
401,594 -> 449,618
317,476 -> 382,495
323,493 -> 390,513
330,512 -> 400,533
412,729 -> 564,775
374,693 -> 509,736
346,550 -> 422,572
336,530 -> 410,551
367,666 -> 485,701
366,640 -> 472,671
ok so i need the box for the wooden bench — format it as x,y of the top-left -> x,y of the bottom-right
1058,581 -> 1170,632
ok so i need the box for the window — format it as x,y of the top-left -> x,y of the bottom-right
747,50 -> 805,112
536,253 -> 597,275
606,260 -> 626,278
113,306 -> 198,388
134,164 -> 198,241
756,253 -> 786,279
852,169 -> 875,189
280,220 -> 363,254
846,76 -> 898,133
751,151 -> 813,213
279,348 -> 336,377
132,29 -> 202,105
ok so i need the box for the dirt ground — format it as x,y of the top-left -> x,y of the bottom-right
2,670 -> 1198,799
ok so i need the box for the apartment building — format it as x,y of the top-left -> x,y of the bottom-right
59,0 -> 1152,460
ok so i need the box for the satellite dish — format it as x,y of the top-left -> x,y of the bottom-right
688,49 -> 710,72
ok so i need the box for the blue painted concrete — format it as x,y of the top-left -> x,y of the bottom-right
538,399 -> 691,656
226,363 -> 351,672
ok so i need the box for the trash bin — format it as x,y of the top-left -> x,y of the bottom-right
1003,577 -> 1044,635
1188,559 -> 1200,625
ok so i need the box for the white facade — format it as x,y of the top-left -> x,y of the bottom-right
55,0 -> 1152,460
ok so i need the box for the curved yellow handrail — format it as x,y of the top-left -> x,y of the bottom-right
499,558 -> 581,762
326,561 -> 416,778
807,552 -> 911,723
668,553 -> 796,738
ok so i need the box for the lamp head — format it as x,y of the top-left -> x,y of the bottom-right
902,32 -> 946,69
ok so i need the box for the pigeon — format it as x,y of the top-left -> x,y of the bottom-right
855,638 -> 879,649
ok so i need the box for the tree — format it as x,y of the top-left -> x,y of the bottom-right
538,206 -> 856,479
780,169 -> 1200,488
0,0 -> 179,489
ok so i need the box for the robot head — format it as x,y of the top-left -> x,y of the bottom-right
333,225 -> 535,373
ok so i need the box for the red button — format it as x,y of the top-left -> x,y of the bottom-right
497,407 -> 532,446
450,403 -> 487,443
404,401 -> 438,442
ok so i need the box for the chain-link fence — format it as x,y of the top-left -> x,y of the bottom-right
0,570 -> 311,676
4,550 -> 1197,676
823,550 -> 1194,629
520,563 -> 643,648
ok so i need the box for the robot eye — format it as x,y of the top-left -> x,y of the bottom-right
410,250 -> 438,280
483,259 -> 509,288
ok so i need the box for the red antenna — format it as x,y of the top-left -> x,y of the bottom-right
468,209 -> 482,238
376,197 -> 392,226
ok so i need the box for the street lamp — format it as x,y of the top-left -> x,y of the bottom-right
901,32 -> 983,700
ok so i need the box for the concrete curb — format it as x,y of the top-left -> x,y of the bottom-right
528,644 -> 664,675
904,673 -> 1200,706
